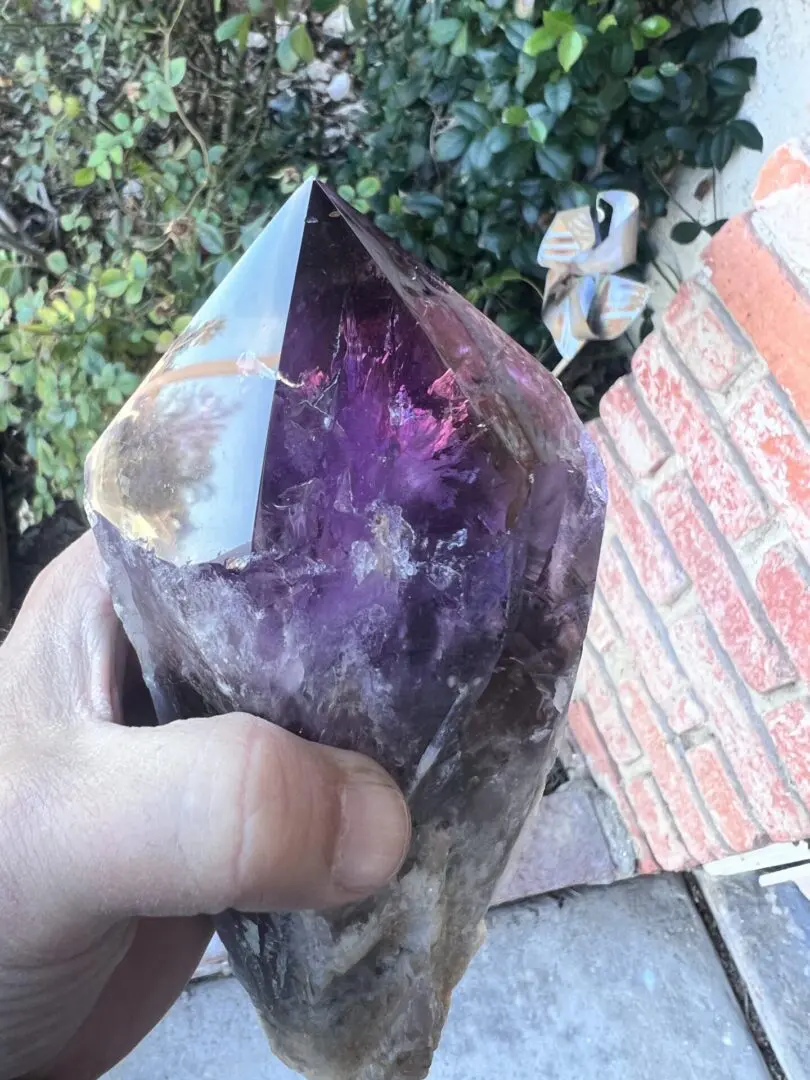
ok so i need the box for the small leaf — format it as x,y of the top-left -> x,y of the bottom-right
169,56 -> 187,87
46,251 -> 68,275
731,7 -> 762,37
659,61 -> 680,77
705,218 -> 728,236
523,27 -> 556,56
597,14 -> 617,32
129,251 -> 148,280
629,72 -> 665,103
196,221 -> 226,255
558,29 -> 586,72
337,184 -> 355,200
639,15 -> 671,39
289,24 -> 315,62
535,142 -> 574,181
611,41 -> 635,76
276,36 -> 299,72
435,126 -> 472,162
356,176 -> 381,198
215,13 -> 250,42
542,10 -> 574,36
502,106 -> 529,125
670,220 -> 703,244
112,111 -> 130,131
124,281 -> 144,306
516,53 -> 537,93
711,126 -> 736,169
727,119 -> 763,151
73,167 -> 96,187
710,63 -> 751,96
544,76 -> 572,115
527,118 -> 548,143
48,92 -> 63,116
109,145 -> 124,165
429,17 -> 463,46
665,126 -> 699,151
98,269 -> 129,298
450,23 -> 469,57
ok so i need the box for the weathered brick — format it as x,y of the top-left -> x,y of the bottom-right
765,700 -> 810,809
567,700 -> 659,874
654,475 -> 796,694
634,334 -> 767,541
754,140 -> 810,204
591,427 -> 688,606
625,774 -> 691,872
662,280 -> 752,391
599,377 -> 670,478
619,680 -> 724,864
670,612 -> 810,842
756,544 -> 810,685
686,740 -> 761,852
598,542 -> 705,733
729,379 -> 810,557
587,589 -> 619,655
705,214 -> 810,423
579,648 -> 640,767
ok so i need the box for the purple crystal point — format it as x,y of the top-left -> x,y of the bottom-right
86,180 -> 606,1080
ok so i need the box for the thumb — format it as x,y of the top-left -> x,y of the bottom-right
67,713 -> 411,919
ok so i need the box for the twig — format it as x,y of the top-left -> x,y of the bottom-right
163,0 -> 210,179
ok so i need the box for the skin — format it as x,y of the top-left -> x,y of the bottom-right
0,532 -> 411,1080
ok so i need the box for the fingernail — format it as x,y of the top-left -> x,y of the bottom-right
334,772 -> 411,893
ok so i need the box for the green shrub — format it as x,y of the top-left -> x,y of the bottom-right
0,0 -> 762,522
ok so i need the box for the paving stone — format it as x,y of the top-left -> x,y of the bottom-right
698,869 -> 810,1080
109,876 -> 768,1080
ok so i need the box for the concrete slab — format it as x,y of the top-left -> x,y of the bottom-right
108,876 -> 768,1080
699,870 -> 810,1080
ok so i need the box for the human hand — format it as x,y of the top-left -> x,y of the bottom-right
0,532 -> 411,1080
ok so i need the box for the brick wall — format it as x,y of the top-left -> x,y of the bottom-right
572,139 -> 810,874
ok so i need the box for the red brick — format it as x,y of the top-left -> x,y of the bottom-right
654,474 -> 796,694
756,545 -> 810,685
729,380 -> 810,557
619,680 -> 725,864
587,589 -> 618,655
592,427 -> 688,606
625,774 -> 691,872
705,214 -> 810,423
567,700 -> 659,874
754,141 -> 810,204
670,612 -> 810,842
579,649 -> 640,766
765,699 -> 810,809
599,377 -> 670,478
662,280 -> 751,391
686,740 -> 760,852
634,334 -> 767,541
598,542 -> 706,733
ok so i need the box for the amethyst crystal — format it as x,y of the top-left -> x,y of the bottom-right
85,180 -> 606,1080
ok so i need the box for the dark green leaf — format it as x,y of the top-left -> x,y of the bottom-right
705,218 -> 728,236
686,22 -> 729,63
516,53 -> 537,93
535,142 -> 574,180
670,220 -> 703,244
727,119 -> 763,151
611,41 -> 635,76
629,72 -> 665,103
429,17 -> 463,46
435,126 -> 471,161
731,8 -> 762,37
452,100 -> 491,131
196,221 -> 226,254
466,136 -> 493,171
710,63 -> 751,96
484,125 -> 511,153
711,126 -> 736,168
544,75 -> 572,115
665,126 -> 698,151
450,23 -> 469,57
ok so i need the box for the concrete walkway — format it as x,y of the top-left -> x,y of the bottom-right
108,875 -> 768,1080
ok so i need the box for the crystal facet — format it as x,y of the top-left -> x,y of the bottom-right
86,180 -> 606,1080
